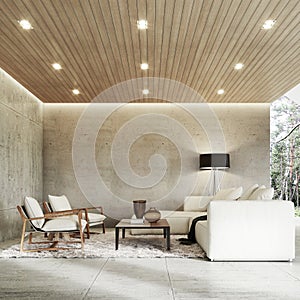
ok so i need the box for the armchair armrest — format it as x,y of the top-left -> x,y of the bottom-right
44,208 -> 84,219
184,196 -> 213,212
82,206 -> 104,214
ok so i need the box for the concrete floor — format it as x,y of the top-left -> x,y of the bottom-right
0,225 -> 300,299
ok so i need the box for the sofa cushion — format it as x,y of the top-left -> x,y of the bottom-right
184,196 -> 213,212
239,184 -> 259,200
131,210 -> 203,235
24,197 -> 45,229
249,187 -> 274,200
48,195 -> 72,211
212,187 -> 243,200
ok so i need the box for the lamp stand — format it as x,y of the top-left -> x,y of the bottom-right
212,168 -> 221,196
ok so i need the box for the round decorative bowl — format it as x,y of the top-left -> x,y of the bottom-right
144,207 -> 161,223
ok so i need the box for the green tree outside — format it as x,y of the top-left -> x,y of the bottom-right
270,96 -> 300,208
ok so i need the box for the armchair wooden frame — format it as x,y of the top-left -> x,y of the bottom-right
17,205 -> 87,252
43,202 -> 106,239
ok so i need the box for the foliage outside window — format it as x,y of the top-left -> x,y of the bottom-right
270,96 -> 300,208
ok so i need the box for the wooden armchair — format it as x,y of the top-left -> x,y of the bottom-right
44,195 -> 106,239
17,197 -> 87,252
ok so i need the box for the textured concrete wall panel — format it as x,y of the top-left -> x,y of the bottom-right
43,103 -> 269,225
0,69 -> 43,242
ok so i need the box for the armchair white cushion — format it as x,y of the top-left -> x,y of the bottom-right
84,212 -> 106,223
43,218 -> 87,232
48,195 -> 72,211
48,194 -> 106,229
25,197 -> 45,229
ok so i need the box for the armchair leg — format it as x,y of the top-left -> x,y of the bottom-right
28,232 -> 33,244
20,221 -> 26,252
85,224 -> 90,239
79,225 -> 85,252
102,223 -> 105,234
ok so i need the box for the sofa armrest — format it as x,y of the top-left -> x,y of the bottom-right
184,196 -> 213,212
206,200 -> 295,261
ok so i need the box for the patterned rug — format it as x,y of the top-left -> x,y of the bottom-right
0,230 -> 206,259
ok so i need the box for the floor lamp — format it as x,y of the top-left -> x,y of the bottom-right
199,153 -> 230,195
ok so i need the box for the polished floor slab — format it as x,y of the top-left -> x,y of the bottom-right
0,224 -> 299,299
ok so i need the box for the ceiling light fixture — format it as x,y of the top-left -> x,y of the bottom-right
142,89 -> 149,95
141,63 -> 149,70
52,63 -> 62,70
234,63 -> 244,70
217,89 -> 225,95
137,20 -> 148,30
262,19 -> 276,30
72,89 -> 80,95
18,19 -> 33,30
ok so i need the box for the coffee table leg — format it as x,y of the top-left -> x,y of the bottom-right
115,227 -> 119,250
122,228 -> 125,238
166,227 -> 170,250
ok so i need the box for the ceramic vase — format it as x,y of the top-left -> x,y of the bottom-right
133,200 -> 146,219
144,207 -> 161,223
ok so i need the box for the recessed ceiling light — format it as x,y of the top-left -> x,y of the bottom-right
262,19 -> 276,30
137,20 -> 148,30
18,19 -> 33,30
234,63 -> 244,70
142,89 -> 149,95
52,63 -> 62,70
141,63 -> 149,70
72,89 -> 80,95
217,89 -> 225,95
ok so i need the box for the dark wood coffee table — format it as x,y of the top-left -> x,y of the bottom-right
115,218 -> 170,250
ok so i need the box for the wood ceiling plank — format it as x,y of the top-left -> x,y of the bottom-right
227,16 -> 300,102
196,0 -> 258,100
0,2 -> 74,102
30,0 -> 96,101
0,0 -> 299,103
168,0 -> 196,101
214,0 -> 299,102
201,1 -> 269,102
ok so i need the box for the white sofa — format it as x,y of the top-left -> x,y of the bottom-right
195,200 -> 295,261
131,190 -> 243,235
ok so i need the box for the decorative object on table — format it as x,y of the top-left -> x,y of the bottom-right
199,153 -> 230,195
133,200 -> 146,219
144,207 -> 161,223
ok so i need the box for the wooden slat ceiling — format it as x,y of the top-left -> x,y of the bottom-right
0,0 -> 299,103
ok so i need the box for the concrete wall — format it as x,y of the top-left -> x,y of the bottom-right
43,103 -> 270,226
0,69 -> 43,242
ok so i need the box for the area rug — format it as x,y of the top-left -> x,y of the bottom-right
0,230 -> 206,259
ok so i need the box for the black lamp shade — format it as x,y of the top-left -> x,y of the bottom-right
199,153 -> 230,169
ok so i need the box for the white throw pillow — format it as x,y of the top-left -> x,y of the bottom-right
239,184 -> 259,200
212,187 -> 243,200
184,196 -> 213,212
249,187 -> 274,200
48,195 -> 72,212
24,196 -> 45,229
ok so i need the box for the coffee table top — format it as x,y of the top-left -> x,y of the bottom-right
116,218 -> 170,229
